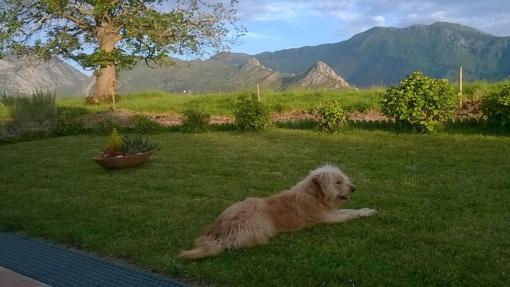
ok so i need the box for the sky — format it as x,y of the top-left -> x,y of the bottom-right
69,0 -> 510,75
231,0 -> 510,55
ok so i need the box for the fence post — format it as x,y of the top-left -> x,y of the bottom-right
112,94 -> 116,111
256,84 -> 261,102
459,66 -> 463,108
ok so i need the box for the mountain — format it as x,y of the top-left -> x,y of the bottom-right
255,22 -> 510,87
284,61 -> 351,89
118,55 -> 351,93
119,55 -> 283,93
0,54 -> 89,96
3,22 -> 508,94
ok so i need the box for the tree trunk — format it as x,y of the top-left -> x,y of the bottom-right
86,25 -> 121,104
88,64 -> 118,104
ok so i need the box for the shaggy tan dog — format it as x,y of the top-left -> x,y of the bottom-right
178,165 -> 377,259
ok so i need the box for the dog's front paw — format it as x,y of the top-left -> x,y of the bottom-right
357,208 -> 377,218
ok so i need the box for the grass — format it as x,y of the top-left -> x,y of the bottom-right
0,104 -> 8,122
57,88 -> 385,116
55,80 -> 509,117
1,129 -> 509,286
0,80 -> 507,121
463,80 -> 510,100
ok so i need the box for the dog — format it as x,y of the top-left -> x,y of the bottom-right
178,165 -> 377,259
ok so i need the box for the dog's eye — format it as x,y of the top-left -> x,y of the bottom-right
336,181 -> 342,184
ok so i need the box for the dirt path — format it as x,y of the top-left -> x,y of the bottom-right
80,100 -> 481,128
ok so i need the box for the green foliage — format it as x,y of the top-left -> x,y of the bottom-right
481,82 -> 510,128
51,107 -> 87,136
96,119 -> 121,135
1,91 -> 56,125
181,108 -> 211,133
381,71 -> 458,132
233,94 -> 271,131
316,101 -> 349,131
104,128 -> 124,157
0,91 -> 56,138
0,0 -> 241,76
131,115 -> 161,134
122,134 -> 158,155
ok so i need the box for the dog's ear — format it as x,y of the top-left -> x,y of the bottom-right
310,172 -> 327,196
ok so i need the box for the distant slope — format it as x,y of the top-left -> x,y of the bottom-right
118,55 -> 351,93
119,55 -> 283,93
255,22 -> 510,87
0,54 -> 89,96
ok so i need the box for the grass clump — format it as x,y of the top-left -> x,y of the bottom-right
51,107 -> 88,136
131,115 -> 162,134
181,108 -> 211,133
234,94 -> 271,131
0,90 -> 57,139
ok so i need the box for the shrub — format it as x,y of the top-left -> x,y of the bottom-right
103,128 -> 124,157
481,82 -> 510,128
0,91 -> 56,136
381,71 -> 458,132
316,101 -> 348,131
233,94 -> 271,131
51,107 -> 88,136
96,119 -> 121,135
122,134 -> 159,155
181,108 -> 211,133
132,115 -> 161,134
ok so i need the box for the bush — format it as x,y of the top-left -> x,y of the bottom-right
381,71 -> 458,132
122,134 -> 159,155
131,115 -> 162,134
233,94 -> 271,131
316,101 -> 348,131
0,90 -> 56,138
51,107 -> 88,136
96,119 -> 121,135
481,82 -> 510,128
181,108 -> 211,133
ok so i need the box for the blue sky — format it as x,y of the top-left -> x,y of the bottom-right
71,0 -> 510,74
232,0 -> 510,55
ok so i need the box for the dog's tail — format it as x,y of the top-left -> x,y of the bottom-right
177,240 -> 223,260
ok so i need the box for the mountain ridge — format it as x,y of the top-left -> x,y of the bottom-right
1,22 -> 509,95
254,22 -> 510,87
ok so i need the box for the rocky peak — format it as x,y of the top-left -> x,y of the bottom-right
309,61 -> 334,73
244,58 -> 263,68
286,61 -> 350,89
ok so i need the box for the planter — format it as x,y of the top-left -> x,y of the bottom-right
93,151 -> 153,170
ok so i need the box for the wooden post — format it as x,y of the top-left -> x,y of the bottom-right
256,84 -> 261,102
459,66 -> 463,108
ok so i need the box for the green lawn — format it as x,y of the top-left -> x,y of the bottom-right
1,129 -> 509,286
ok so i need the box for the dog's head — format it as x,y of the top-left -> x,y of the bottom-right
308,165 -> 356,205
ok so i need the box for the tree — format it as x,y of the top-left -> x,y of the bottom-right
0,0 -> 242,103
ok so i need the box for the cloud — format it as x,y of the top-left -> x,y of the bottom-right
238,1 -> 318,22
236,0 -> 510,37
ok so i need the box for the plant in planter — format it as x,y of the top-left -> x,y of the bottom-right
94,128 -> 158,169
